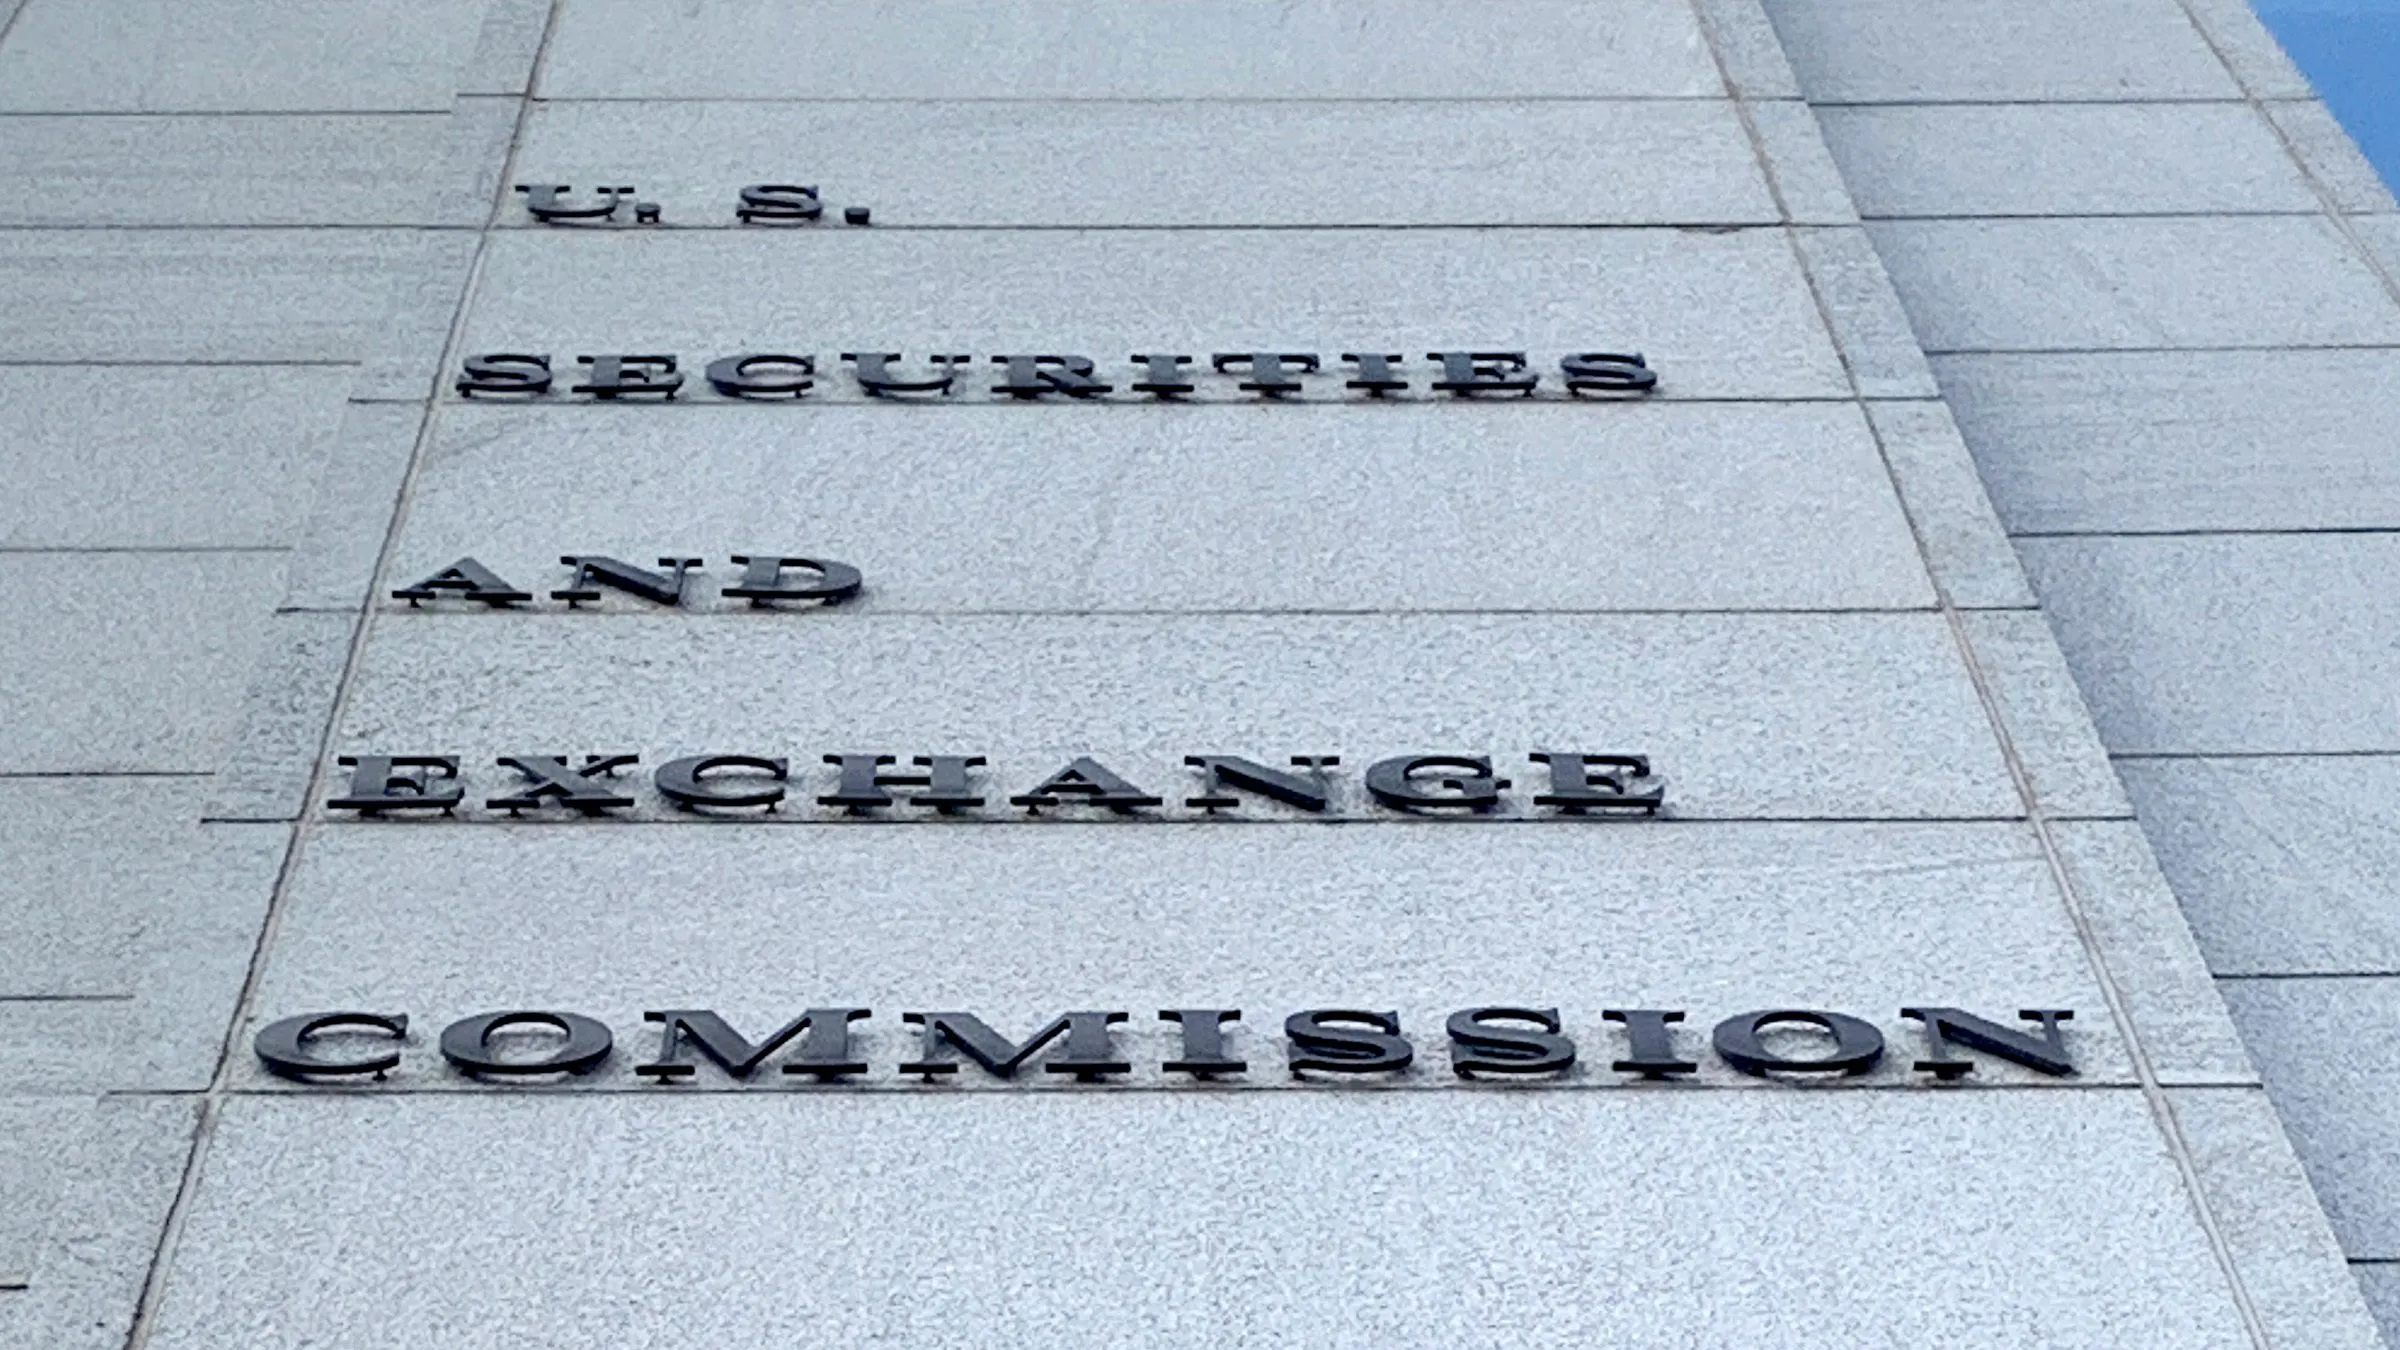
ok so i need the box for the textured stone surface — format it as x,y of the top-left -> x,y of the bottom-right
1788,227 -> 1938,397
278,402 -> 430,612
2356,1265 -> 2400,1350
2169,1086 -> 2389,1349
0,789 -> 284,1091
1865,400 -> 2034,609
1764,0 -> 2236,102
1747,99 -> 1857,226
0,231 -> 448,362
249,820 -> 2129,1085
0,0 -> 487,112
513,101 -> 1779,227
2220,977 -> 2400,1258
2119,757 -> 2400,976
0,552 -> 286,773
2018,535 -> 2400,754
457,227 -> 1852,401
147,1091 -> 2256,1349
391,400 -> 1934,613
0,1096 -> 196,1350
2045,821 -> 2252,1084
336,611 -> 2021,819
539,0 -> 1724,100
204,612 -> 361,823
1868,217 -> 2400,353
2265,101 -> 2400,215
0,114 -> 460,225
1958,611 -> 2132,819
1937,351 -> 2400,534
1819,104 -> 2318,218
0,366 -> 347,549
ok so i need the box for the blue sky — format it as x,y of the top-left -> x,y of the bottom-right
2250,0 -> 2400,193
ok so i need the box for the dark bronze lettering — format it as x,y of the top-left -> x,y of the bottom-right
1428,351 -> 1538,396
1340,352 -> 1409,395
390,557 -> 531,607
990,354 -> 1112,399
514,183 -> 631,223
735,183 -> 823,224
488,754 -> 640,815
821,753 -> 987,813
1528,752 -> 1665,815
842,351 -> 968,398
1129,352 -> 1196,397
552,555 -> 699,607
721,555 -> 862,606
1285,1009 -> 1413,1075
1602,1009 -> 1697,1078
900,1010 -> 1130,1079
455,352 -> 552,397
572,355 -> 682,399
328,755 -> 463,815
1446,1006 -> 1576,1077
1712,1010 -> 1885,1078
705,353 -> 815,399
1010,757 -> 1163,815
439,1010 -> 614,1077
654,754 -> 788,812
1211,352 -> 1319,397
1160,1009 -> 1246,1076
1560,351 -> 1658,397
636,1007 -> 869,1081
1363,754 -> 1508,813
1900,1007 -> 2076,1080
1183,755 -> 1337,814
253,1012 -> 408,1079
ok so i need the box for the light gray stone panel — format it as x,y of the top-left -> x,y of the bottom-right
149,1091 -> 2259,1349
1789,227 -> 1938,398
390,400 -> 1935,613
0,784 -> 284,1091
349,234 -> 481,400
2118,756 -> 2400,976
0,552 -> 286,773
279,402 -> 430,612
0,114 -> 459,226
2220,977 -> 2400,1258
2180,0 -> 2318,99
1818,104 -> 2319,218
0,230 -> 447,363
249,820 -> 2129,1086
2266,101 -> 2400,216
2168,1086 -> 2388,1350
1763,0 -> 2236,102
458,227 -> 1851,401
458,0 -> 553,96
1694,0 -> 1801,99
1747,100 -> 1857,227
1937,351 -> 2400,534
1865,400 -> 2034,609
2017,535 -> 2400,755
336,612 -> 2022,819
1868,217 -> 2400,353
2356,215 -> 2400,291
2047,821 -> 2252,1084
2355,1265 -> 2400,1348
0,366 -> 347,549
538,0 -> 1723,100
0,1096 -> 196,1350
205,612 -> 360,823
1958,611 -> 2132,819
513,101 -> 1779,228
428,97 -> 522,229
0,0 -> 488,112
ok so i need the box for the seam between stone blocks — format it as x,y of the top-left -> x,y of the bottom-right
2170,0 -> 2400,308
1685,2 -> 2279,1344
113,6 -> 568,1346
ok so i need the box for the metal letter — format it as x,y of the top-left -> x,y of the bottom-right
514,183 -> 630,223
1560,351 -> 1658,397
735,184 -> 824,224
390,557 -> 530,607
1010,757 -> 1163,815
1427,351 -> 1538,397
705,353 -> 815,399
654,755 -> 788,812
488,754 -> 639,815
900,1011 -> 1130,1080
1183,755 -> 1336,814
1340,352 -> 1409,395
1712,1010 -> 1885,1078
572,355 -> 682,399
439,1010 -> 614,1077
990,354 -> 1113,399
328,754 -> 464,815
1129,353 -> 1196,397
821,753 -> 988,814
1446,1007 -> 1576,1077
1602,1009 -> 1697,1078
636,1008 -> 870,1081
1211,352 -> 1319,398
1160,1009 -> 1245,1076
455,353 -> 553,397
1285,1009 -> 1413,1076
721,555 -> 862,607
842,352 -> 968,398
254,1012 -> 408,1079
1528,752 -> 1665,816
1363,754 -> 1508,813
551,555 -> 698,608
1899,1007 -> 2076,1080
